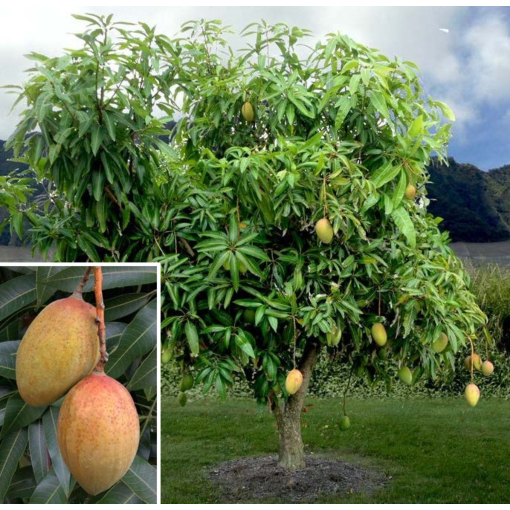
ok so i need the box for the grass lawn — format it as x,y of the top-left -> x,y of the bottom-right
161,396 -> 510,504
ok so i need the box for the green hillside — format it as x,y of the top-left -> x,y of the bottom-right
427,158 -> 510,242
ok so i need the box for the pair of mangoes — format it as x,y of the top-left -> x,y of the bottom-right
16,295 -> 139,496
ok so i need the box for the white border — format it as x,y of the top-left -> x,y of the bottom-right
0,261 -> 162,505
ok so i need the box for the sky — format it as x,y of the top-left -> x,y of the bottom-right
1,6 -> 509,170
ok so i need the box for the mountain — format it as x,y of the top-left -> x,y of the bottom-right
1,140 -> 510,245
426,158 -> 510,242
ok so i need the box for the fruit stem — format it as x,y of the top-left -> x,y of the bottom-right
343,366 -> 353,416
469,336 -> 475,383
72,267 -> 92,299
292,316 -> 297,369
93,267 -> 108,372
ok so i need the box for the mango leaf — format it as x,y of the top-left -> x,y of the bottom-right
0,341 -> 19,379
42,406 -> 71,497
1,395 -> 46,438
95,481 -> 143,504
391,207 -> 416,248
371,161 -> 401,188
35,266 -> 60,307
104,293 -> 152,322
0,428 -> 28,502
127,347 -> 157,391
29,469 -> 67,504
7,466 -> 37,500
121,455 -> 157,504
106,300 -> 157,379
0,274 -> 36,323
41,266 -> 158,293
29,420 -> 49,484
106,322 -> 128,354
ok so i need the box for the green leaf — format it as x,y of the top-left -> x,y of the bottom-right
102,110 -> 117,141
1,395 -> 46,438
6,466 -> 37,500
371,162 -> 401,188
36,267 -> 60,307
391,207 -> 416,248
0,341 -> 19,379
185,321 -> 200,356
29,420 -> 49,484
0,274 -> 37,323
29,469 -> 67,504
104,293 -> 152,322
0,428 -> 28,502
392,168 -> 407,209
369,90 -> 391,121
106,300 -> 157,379
95,481 -> 142,504
408,114 -> 423,138
43,406 -> 71,497
43,266 -> 157,293
127,347 -> 157,391
121,455 -> 157,504
90,123 -> 105,156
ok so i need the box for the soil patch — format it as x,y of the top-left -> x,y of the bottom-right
208,454 -> 388,503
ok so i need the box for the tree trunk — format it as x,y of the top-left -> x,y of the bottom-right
271,342 -> 319,471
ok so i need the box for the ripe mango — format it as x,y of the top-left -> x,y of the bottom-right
432,332 -> 448,353
482,360 -> 494,377
16,296 -> 100,407
179,373 -> 194,392
326,326 -> 342,347
465,383 -> 480,407
405,184 -> 417,200
465,353 -> 482,371
315,218 -> 334,244
285,369 -> 303,395
241,101 -> 254,122
398,366 -> 413,385
371,323 -> 387,347
57,371 -> 139,495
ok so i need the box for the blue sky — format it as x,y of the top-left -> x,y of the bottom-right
1,6 -> 509,170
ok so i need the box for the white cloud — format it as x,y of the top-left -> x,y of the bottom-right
463,10 -> 510,102
0,6 -> 508,142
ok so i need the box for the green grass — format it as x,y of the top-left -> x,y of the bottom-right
161,396 -> 510,504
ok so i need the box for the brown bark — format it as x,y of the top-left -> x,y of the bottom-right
270,342 -> 319,471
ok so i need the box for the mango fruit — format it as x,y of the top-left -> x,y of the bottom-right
241,101 -> 254,122
465,383 -> 480,407
315,218 -> 334,244
405,184 -> 417,200
243,309 -> 256,324
482,360 -> 494,377
465,353 -> 482,371
340,415 -> 351,430
179,373 -> 194,392
371,323 -> 387,347
178,392 -> 187,407
285,369 -> 303,395
162,349 -> 173,364
326,326 -> 342,347
398,366 -> 413,385
432,332 -> 448,353
57,371 -> 139,495
16,296 -> 100,407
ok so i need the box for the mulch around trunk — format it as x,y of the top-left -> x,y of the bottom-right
208,454 -> 388,503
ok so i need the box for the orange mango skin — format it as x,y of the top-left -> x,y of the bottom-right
16,296 -> 100,407
285,369 -> 303,395
57,371 -> 140,496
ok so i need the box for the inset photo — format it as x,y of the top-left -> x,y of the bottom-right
0,264 -> 158,504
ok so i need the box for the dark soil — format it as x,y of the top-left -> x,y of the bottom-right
208,454 -> 388,503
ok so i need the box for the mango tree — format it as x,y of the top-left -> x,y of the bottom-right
5,16 -> 487,472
